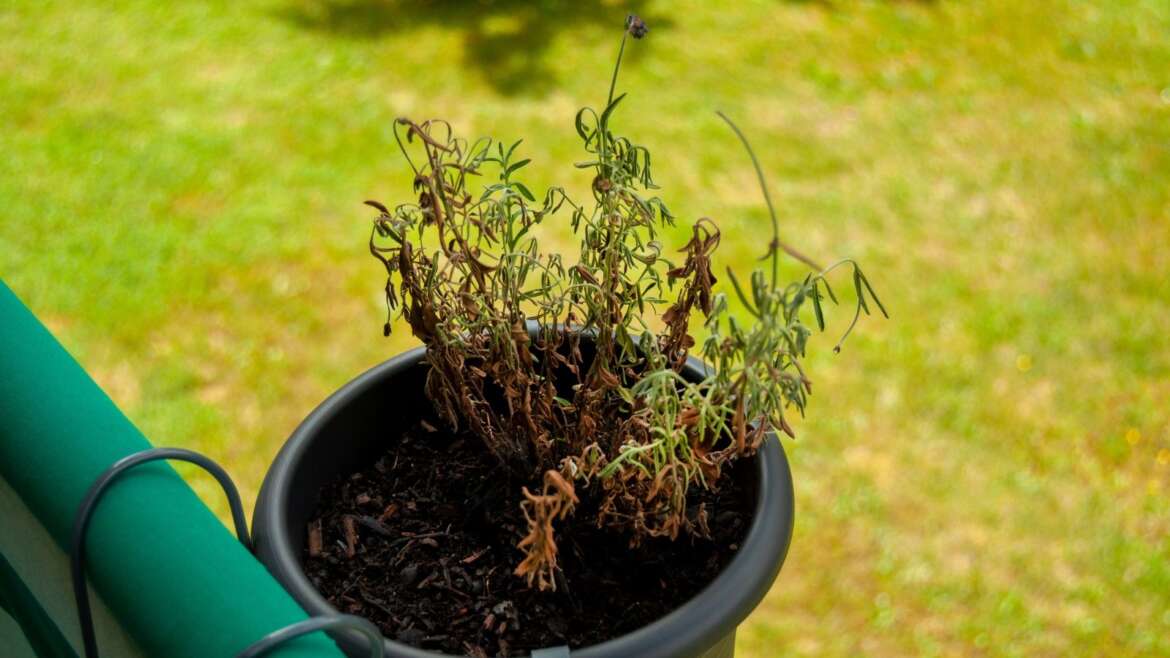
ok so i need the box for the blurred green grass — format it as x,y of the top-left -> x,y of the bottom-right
2,0 -> 1168,655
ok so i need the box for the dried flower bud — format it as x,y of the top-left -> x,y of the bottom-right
626,14 -> 648,39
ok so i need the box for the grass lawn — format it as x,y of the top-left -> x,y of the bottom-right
2,0 -> 1169,655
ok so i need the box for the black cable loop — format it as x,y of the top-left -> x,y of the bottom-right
69,447 -> 251,658
235,614 -> 384,658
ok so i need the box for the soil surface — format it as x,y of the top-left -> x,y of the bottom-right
303,417 -> 753,657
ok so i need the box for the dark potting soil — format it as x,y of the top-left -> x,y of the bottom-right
303,418 -> 753,657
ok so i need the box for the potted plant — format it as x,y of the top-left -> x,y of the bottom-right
253,15 -> 885,658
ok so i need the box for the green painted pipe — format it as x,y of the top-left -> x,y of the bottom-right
0,280 -> 343,658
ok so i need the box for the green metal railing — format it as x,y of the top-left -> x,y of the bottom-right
0,280 -> 346,658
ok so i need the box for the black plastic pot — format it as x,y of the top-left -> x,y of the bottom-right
253,345 -> 795,658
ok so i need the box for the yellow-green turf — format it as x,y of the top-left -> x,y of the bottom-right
2,1 -> 1167,655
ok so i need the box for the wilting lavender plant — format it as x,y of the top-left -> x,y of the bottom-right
367,14 -> 885,590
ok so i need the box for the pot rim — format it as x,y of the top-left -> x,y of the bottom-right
252,346 -> 794,658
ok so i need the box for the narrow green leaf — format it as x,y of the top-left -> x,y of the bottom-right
575,108 -> 593,140
512,182 -> 536,202
505,139 -> 522,162
811,282 -> 826,330
506,158 -> 531,176
859,271 -> 889,318
820,276 -> 839,304
600,92 -> 627,128
726,268 -> 760,317
853,268 -> 870,315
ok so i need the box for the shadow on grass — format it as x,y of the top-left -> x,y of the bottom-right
275,0 -> 671,96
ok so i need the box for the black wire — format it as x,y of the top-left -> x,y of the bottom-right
235,614 -> 384,658
69,447 -> 251,658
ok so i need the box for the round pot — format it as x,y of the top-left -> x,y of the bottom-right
253,345 -> 795,658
